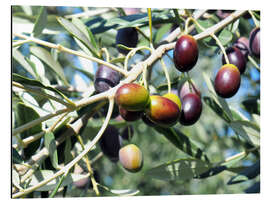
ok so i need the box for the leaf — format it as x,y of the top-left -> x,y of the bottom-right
229,19 -> 240,33
227,161 -> 260,185
44,132 -> 59,169
154,127 -> 209,162
57,17 -> 99,58
30,46 -> 68,85
203,96 -> 231,123
144,159 -> 211,181
229,120 -> 260,146
12,48 -> 36,78
12,168 -> 23,190
27,170 -> 90,191
245,181 -> 260,193
157,75 -> 183,91
32,6 -> 47,37
15,102 -> 42,159
13,73 -> 75,107
241,98 -> 260,115
64,137 -> 73,164
153,23 -> 172,44
110,189 -> 140,196
12,147 -> 24,164
218,29 -> 233,46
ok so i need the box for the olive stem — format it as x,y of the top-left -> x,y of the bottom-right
124,46 -> 153,71
190,17 -> 230,64
13,33 -> 129,77
147,8 -> 153,46
186,72 -> 193,93
248,10 -> 260,28
100,47 -> 110,62
75,134 -> 100,196
12,98 -> 114,198
248,55 -> 260,71
12,39 -> 32,47
160,58 -> 171,93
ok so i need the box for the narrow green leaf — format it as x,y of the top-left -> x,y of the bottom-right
153,23 -> 172,44
12,168 -> 23,190
229,120 -> 260,146
64,137 -> 73,164
203,96 -> 231,123
15,102 -> 42,159
147,8 -> 153,44
154,127 -> 209,162
12,147 -> 24,164
12,48 -> 36,78
227,161 -> 260,185
44,132 -> 59,169
32,7 -> 47,37
30,46 -> 68,85
218,29 -> 233,46
57,17 -> 99,58
27,170 -> 90,191
13,73 -> 75,107
109,57 -> 126,64
144,158 -> 211,181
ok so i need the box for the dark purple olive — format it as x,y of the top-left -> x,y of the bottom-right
249,27 -> 260,57
173,35 -> 199,72
119,107 -> 143,122
179,93 -> 202,126
222,46 -> 247,74
234,37 -> 250,58
214,64 -> 241,98
94,65 -> 121,93
116,27 -> 138,55
99,125 -> 121,162
141,113 -> 156,127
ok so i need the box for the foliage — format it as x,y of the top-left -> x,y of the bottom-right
12,6 -> 260,198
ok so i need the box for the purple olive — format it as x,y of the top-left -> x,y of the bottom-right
214,64 -> 241,98
116,27 -> 138,55
179,93 -> 202,126
119,107 -> 143,122
94,65 -> 121,93
234,37 -> 250,58
173,35 -> 199,72
222,46 -> 247,74
249,27 -> 260,57
99,125 -> 121,162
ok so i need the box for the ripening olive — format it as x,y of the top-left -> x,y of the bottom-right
222,46 -> 247,74
116,27 -> 138,55
249,27 -> 260,57
163,92 -> 182,110
94,65 -> 121,93
119,144 -> 143,172
119,107 -> 143,122
179,93 -> 202,126
173,35 -> 199,72
178,81 -> 201,100
115,83 -> 150,111
99,125 -> 121,162
146,95 -> 180,127
214,64 -> 241,98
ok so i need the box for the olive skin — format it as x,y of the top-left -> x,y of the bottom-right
146,95 -> 180,127
179,93 -> 202,126
163,92 -> 182,110
141,113 -> 156,127
115,83 -> 150,111
234,37 -> 250,58
94,65 -> 121,93
119,107 -> 143,122
214,64 -> 241,98
99,125 -> 121,162
173,35 -> 199,72
249,27 -> 260,57
222,46 -> 247,74
119,144 -> 143,173
178,81 -> 201,100
116,27 -> 138,55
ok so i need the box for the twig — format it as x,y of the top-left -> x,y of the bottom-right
12,98 -> 114,198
